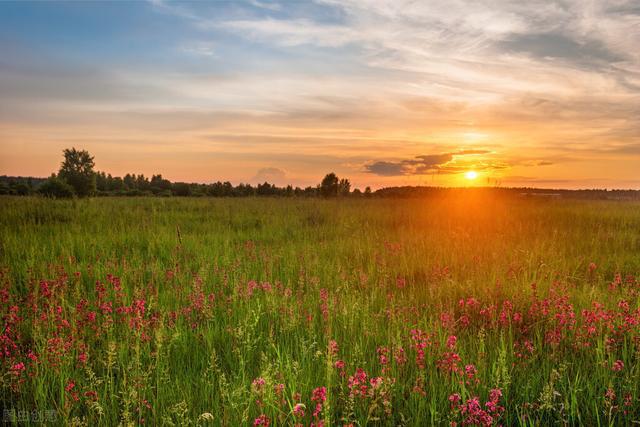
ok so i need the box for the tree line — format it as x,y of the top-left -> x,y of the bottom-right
3,148 -> 638,200
0,148 -> 372,198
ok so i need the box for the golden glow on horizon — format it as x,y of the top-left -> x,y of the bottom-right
465,171 -> 478,180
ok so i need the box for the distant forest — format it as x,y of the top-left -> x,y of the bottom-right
0,173 -> 363,198
1,148 -> 639,200
2,174 -> 640,201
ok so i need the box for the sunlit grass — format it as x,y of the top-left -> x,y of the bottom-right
0,195 -> 638,425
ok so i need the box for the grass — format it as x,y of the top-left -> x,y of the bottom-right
0,194 -> 639,425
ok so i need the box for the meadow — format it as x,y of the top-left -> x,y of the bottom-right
1,194 -> 639,426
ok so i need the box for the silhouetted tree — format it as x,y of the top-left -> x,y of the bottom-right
338,178 -> 351,196
364,186 -> 372,197
58,148 -> 96,197
320,173 -> 339,197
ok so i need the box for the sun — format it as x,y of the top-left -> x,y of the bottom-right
465,170 -> 478,180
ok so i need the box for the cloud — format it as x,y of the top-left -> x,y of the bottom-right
365,149 -> 493,176
498,32 -> 626,68
219,19 -> 360,47
251,167 -> 287,183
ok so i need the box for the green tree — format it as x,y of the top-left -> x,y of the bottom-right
38,174 -> 75,198
320,173 -> 339,197
58,148 -> 96,197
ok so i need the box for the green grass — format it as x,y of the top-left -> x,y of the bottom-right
1,195 -> 639,426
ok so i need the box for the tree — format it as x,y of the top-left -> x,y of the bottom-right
320,173 -> 339,197
364,186 -> 372,197
38,174 -> 75,198
58,148 -> 96,197
338,178 -> 351,196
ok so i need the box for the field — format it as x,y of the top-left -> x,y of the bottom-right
1,195 -> 639,426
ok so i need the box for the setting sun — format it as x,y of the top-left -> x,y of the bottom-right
465,171 -> 478,180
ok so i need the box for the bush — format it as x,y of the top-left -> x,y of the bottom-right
38,176 -> 75,198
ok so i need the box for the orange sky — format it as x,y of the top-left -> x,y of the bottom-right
1,1 -> 639,189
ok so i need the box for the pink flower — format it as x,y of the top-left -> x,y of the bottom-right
11,362 -> 25,375
311,386 -> 327,403
464,364 -> 477,379
293,403 -> 305,417
612,360 -> 624,372
369,376 -> 383,389
253,414 -> 270,426
252,377 -> 266,393
328,340 -> 338,357
377,346 -> 389,365
446,335 -> 457,349
449,393 -> 461,406
394,347 -> 407,365
347,368 -> 369,398
311,386 -> 326,418
605,388 -> 616,400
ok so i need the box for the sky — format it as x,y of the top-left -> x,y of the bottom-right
0,0 -> 639,189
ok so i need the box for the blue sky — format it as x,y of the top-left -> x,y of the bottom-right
1,0 -> 639,188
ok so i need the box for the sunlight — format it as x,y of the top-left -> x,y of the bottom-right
465,170 -> 478,180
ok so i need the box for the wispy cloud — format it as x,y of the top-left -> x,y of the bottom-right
1,0 -> 639,188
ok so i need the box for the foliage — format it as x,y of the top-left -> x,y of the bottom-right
37,174 -> 75,198
320,172 -> 339,197
58,148 -> 96,197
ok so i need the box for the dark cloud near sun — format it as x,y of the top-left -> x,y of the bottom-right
365,149 -> 493,176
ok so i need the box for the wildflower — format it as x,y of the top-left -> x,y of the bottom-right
605,388 -> 616,401
394,347 -> 407,365
253,414 -> 270,426
293,403 -> 305,417
464,364 -> 477,379
370,376 -> 383,389
377,346 -> 389,366
347,369 -> 369,398
446,335 -> 457,349
437,352 -> 462,374
274,383 -> 285,395
449,393 -> 461,408
612,360 -> 624,372
11,362 -> 25,375
311,386 -> 327,403
486,388 -> 504,414
65,380 -> 79,402
328,340 -> 338,357
252,377 -> 266,393
311,386 -> 326,418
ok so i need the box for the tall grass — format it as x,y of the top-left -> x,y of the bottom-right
1,195 -> 639,425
